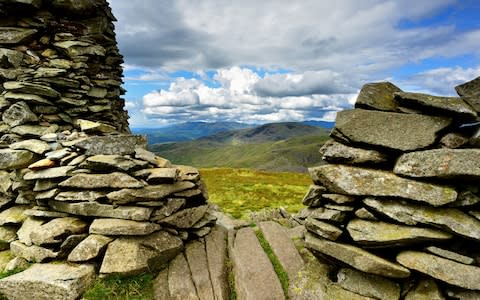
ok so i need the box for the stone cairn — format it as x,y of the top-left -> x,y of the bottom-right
299,76 -> 480,299
0,0 -> 213,288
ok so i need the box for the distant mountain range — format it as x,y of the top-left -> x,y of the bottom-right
131,120 -> 334,144
148,122 -> 331,172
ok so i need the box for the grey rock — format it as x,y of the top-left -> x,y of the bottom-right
322,193 -> 357,204
134,147 -> 158,165
71,135 -> 146,155
54,41 -> 105,58
17,217 -> 45,246
425,246 -> 475,265
455,76 -> 480,98
0,263 -> 94,300
106,181 -> 195,204
310,164 -> 457,206
55,190 -> 106,202
297,207 -> 348,222
0,27 -> 37,45
397,250 -> 480,290
395,91 -> 477,118
354,81 -> 401,111
11,124 -> 59,137
76,119 -> 116,134
4,257 -> 30,273
168,253 -> 200,300
147,168 -> 179,184
59,172 -> 144,189
0,48 -> 24,68
354,208 -> 378,221
0,171 -> 11,194
57,234 -> 88,258
185,240 -> 215,300
148,199 -> 185,219
302,185 -> 326,207
364,198 -> 480,240
68,234 -> 113,262
160,205 -> 208,228
45,148 -> 71,161
405,279 -> 445,300
30,217 -> 87,246
440,132 -> 470,149
9,139 -> 50,155
0,149 -> 35,170
205,225 -> 229,300
48,200 -> 153,221
305,217 -> 343,241
178,165 -> 200,181
336,268 -> 400,300
2,101 -> 38,127
0,226 -> 17,250
3,92 -> 54,105
35,188 -> 59,200
445,287 -> 480,300
23,207 -> 69,218
0,205 -> 28,225
3,81 -> 60,98
24,166 -> 75,180
232,227 -> 285,300
324,204 -> 355,212
100,231 -> 183,276
346,219 -> 452,247
305,232 -> 410,278
153,267 -> 171,300
394,149 -> 480,179
449,190 -> 480,207
259,221 -> 305,279
331,109 -> 451,151
82,154 -> 147,172
320,140 -> 389,165
89,218 -> 161,235
10,241 -> 58,262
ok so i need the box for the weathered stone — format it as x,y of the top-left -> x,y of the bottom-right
297,206 -> 348,222
68,234 -> 113,262
30,217 -> 87,246
71,135 -> 146,155
28,159 -> 56,170
17,217 -> 45,246
397,251 -> 480,290
76,119 -> 116,133
354,81 -> 401,111
445,287 -> 480,300
425,246 -> 475,265
205,225 -> 229,300
57,234 -> 88,258
322,193 -> 357,204
346,219 -> 452,247
33,67 -> 67,78
3,81 -> 60,99
0,48 -> 23,68
23,207 -> 69,218
0,226 -> 17,250
0,263 -> 95,300
4,257 -> 30,273
0,171 -> 11,194
134,147 -> 158,165
153,267 -> 171,300
354,208 -> 378,221
302,185 -> 326,207
24,166 -> 75,180
232,227 -> 285,300
364,198 -> 480,240
59,172 -> 144,189
160,205 -> 208,228
259,221 -> 305,280
331,109 -> 451,151
394,149 -> 480,180
320,140 -> 389,165
147,168 -> 178,184
149,198 -> 186,221
89,218 -> 161,235
3,92 -> 54,105
440,132 -> 470,149
82,154 -> 147,172
2,101 -> 38,127
55,190 -> 106,202
168,253 -> 200,300
11,124 -> 58,137
305,232 -> 410,278
305,217 -> 343,241
0,27 -> 37,45
185,239 -> 215,300
10,139 -> 50,155
337,268 -> 400,300
35,188 -> 59,200
0,149 -> 34,170
395,91 -> 477,118
455,76 -> 480,97
324,204 -> 355,212
48,200 -> 153,221
10,241 -> 58,262
404,279 -> 445,300
106,181 -> 195,204
178,165 -> 200,181
310,164 -> 457,206
0,205 -> 28,225
100,231 -> 183,276
449,190 -> 480,207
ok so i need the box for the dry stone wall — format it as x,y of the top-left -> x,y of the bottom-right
300,76 -> 480,299
0,0 -> 214,281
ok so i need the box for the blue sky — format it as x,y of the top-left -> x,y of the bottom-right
109,0 -> 480,128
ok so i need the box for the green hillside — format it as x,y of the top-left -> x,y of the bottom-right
150,123 -> 330,172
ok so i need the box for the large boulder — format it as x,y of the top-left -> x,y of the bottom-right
331,109 -> 451,151
354,81 -> 401,111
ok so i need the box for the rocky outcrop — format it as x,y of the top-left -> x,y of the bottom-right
300,76 -> 480,298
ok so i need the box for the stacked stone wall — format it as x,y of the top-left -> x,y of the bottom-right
300,76 -> 480,298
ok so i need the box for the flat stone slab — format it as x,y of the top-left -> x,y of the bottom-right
55,190 -> 107,202
0,205 -> 28,225
397,250 -> 480,290
305,232 -> 410,278
68,234 -> 113,262
24,166 -> 75,180
394,91 -> 477,118
168,253 -> 200,300
364,198 -> 480,240
9,139 -> 51,155
305,217 -> 343,241
331,109 -> 451,151
309,164 -> 457,206
0,263 -> 94,300
232,227 -> 285,300
71,135 -> 146,155
185,239 -> 215,300
48,200 -> 153,221
259,221 -> 304,280
354,81 -> 401,111
30,217 -> 87,246
336,267 -> 400,300
82,154 -> 147,172
455,76 -> 480,97
425,246 -> 475,265
89,218 -> 161,235
0,27 -> 37,44
320,140 -> 390,165
106,181 -> 195,204
301,185 -> 326,207
159,205 -> 208,228
404,278 -> 444,300
346,218 -> 452,247
3,81 -> 60,98
0,149 -> 35,169
59,172 -> 144,189
205,225 -> 229,300
10,241 -> 58,262
394,149 -> 480,179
